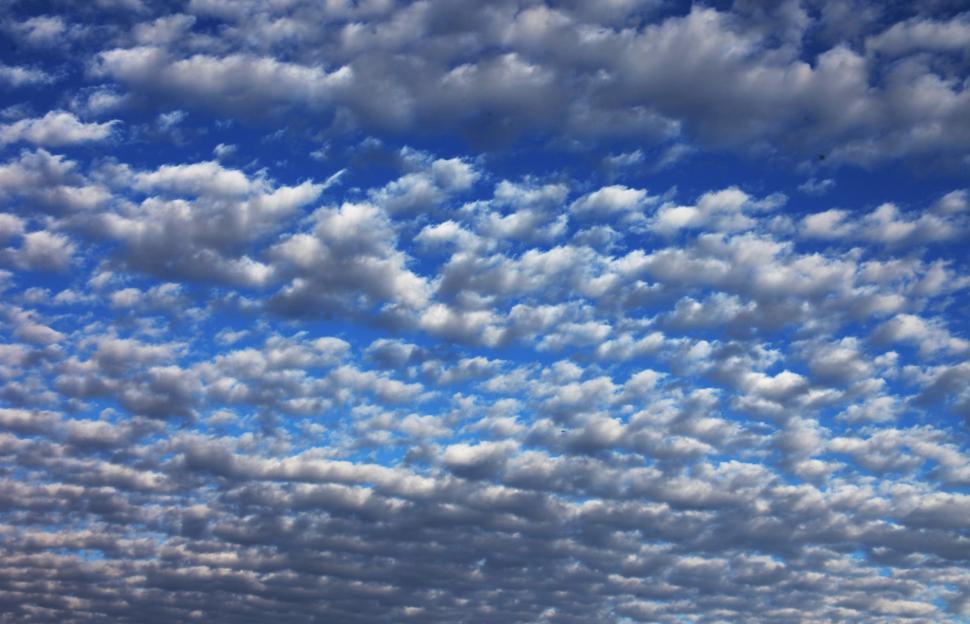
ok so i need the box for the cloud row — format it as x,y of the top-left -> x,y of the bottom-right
3,1 -> 969,165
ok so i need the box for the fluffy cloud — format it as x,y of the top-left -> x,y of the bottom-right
95,46 -> 354,117
0,63 -> 53,87
96,160 -> 325,286
570,184 -> 653,219
801,198 -> 965,245
269,201 -> 431,314
0,111 -> 117,147
650,187 -> 786,235
10,230 -> 76,271
0,149 -> 111,214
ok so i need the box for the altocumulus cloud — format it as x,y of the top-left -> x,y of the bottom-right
0,1 -> 968,623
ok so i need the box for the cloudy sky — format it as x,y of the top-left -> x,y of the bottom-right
0,0 -> 969,622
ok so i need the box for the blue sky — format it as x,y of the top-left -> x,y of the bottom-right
0,1 -> 969,622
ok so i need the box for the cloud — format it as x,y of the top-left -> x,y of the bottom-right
570,185 -> 653,219
650,187 -> 786,235
369,155 -> 480,215
8,230 -> 76,271
269,201 -> 431,315
872,313 -> 970,357
0,111 -> 118,146
798,177 -> 836,195
6,15 -> 68,46
801,199 -> 965,245
0,63 -> 53,87
95,46 -> 353,117
0,214 -> 25,242
0,149 -> 110,215
95,160 -> 326,286
866,12 -> 970,55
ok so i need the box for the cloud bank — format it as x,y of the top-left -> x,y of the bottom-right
0,1 -> 968,623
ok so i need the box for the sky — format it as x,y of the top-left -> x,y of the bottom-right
0,0 -> 969,622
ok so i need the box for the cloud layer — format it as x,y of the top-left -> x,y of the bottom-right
76,1 -> 970,166
0,1 -> 968,623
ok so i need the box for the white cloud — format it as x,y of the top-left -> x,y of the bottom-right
801,201 -> 964,245
872,313 -> 970,357
866,13 -> 970,55
7,15 -> 68,45
96,160 -> 325,286
270,202 -> 431,313
570,185 -> 652,218
651,187 -> 785,234
0,213 -> 25,242
11,230 -> 76,271
0,111 -> 118,146
798,177 -> 835,195
0,63 -> 53,86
